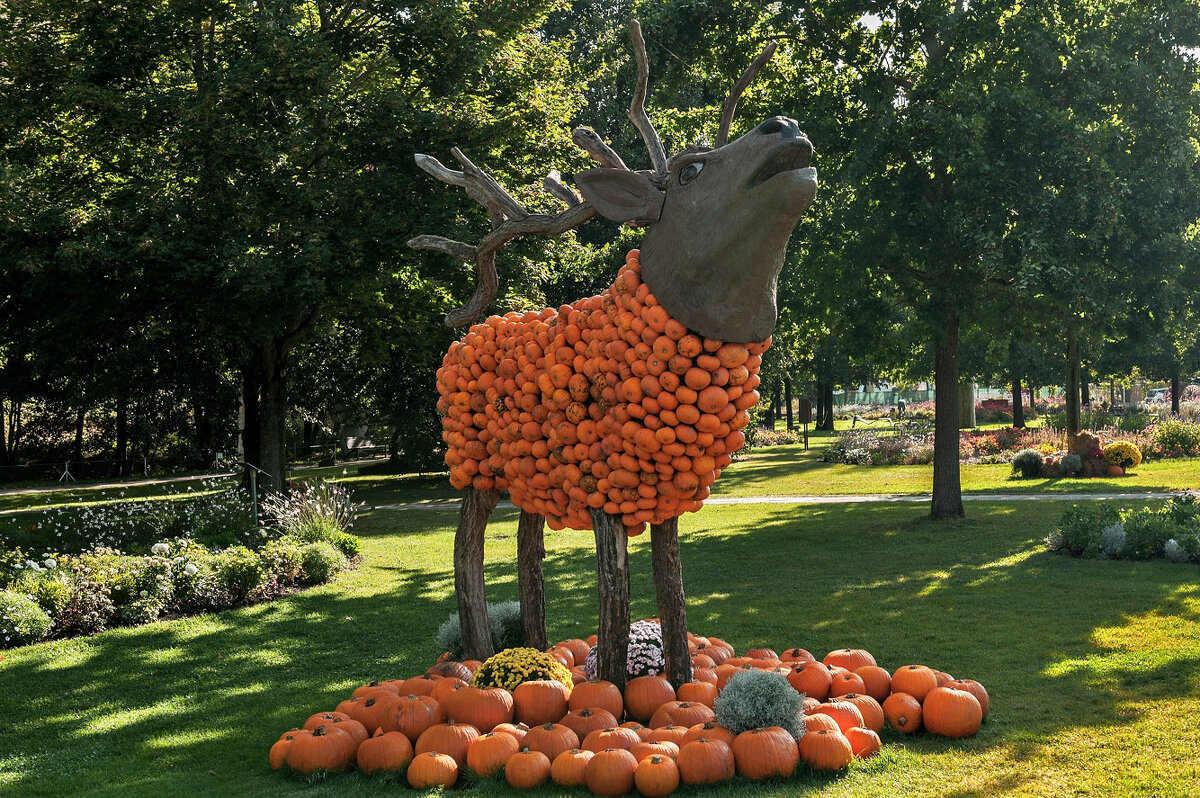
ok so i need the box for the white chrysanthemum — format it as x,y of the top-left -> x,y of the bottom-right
1099,522 -> 1126,557
151,542 -> 170,556
1163,539 -> 1190,563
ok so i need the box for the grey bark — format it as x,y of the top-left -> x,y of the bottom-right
456,487 -> 499,660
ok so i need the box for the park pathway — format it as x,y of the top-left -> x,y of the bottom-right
366,491 -> 1181,513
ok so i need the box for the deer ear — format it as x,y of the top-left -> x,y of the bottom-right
574,169 -> 664,224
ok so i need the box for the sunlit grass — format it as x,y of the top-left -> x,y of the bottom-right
5,496 -> 1198,796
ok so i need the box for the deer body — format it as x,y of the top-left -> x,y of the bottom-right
437,250 -> 768,535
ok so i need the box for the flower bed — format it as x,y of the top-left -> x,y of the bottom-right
0,480 -> 361,648
1046,493 -> 1200,561
270,623 -> 990,790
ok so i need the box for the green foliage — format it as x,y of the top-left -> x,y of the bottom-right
213,546 -> 266,602
1118,507 -> 1176,560
327,531 -> 362,561
0,589 -> 53,646
435,600 -> 525,660
299,542 -> 348,587
260,536 -> 306,585
1052,498 -> 1199,563
1011,449 -> 1045,479
1153,419 -> 1200,456
1053,503 -> 1122,556
713,668 -> 803,738
1059,454 -> 1083,476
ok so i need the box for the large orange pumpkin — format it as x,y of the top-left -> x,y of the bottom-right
505,748 -> 552,788
513,679 -> 570,726
798,729 -> 853,771
356,730 -> 414,776
822,648 -> 877,672
731,727 -> 799,780
623,676 -> 676,723
585,748 -> 639,796
634,754 -> 680,797
441,684 -> 513,732
414,721 -> 479,767
649,701 -> 715,729
891,665 -> 938,702
407,750 -> 458,789
569,679 -> 625,719
560,707 -> 619,741
550,748 -> 593,786
845,726 -> 882,759
946,678 -> 990,718
855,665 -> 892,702
466,731 -> 519,778
922,686 -> 983,738
786,661 -> 832,701
582,726 -> 642,753
882,692 -> 923,734
676,738 -> 735,785
523,722 -> 580,763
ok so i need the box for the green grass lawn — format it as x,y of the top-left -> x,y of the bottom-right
3,493 -> 1199,797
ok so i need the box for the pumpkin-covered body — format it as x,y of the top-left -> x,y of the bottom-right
437,250 -> 766,534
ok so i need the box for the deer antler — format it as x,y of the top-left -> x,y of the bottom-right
627,19 -> 668,174
411,18 -> 673,328
715,40 -> 778,148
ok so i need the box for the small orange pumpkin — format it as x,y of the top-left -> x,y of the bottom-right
550,748 -> 593,786
922,686 -> 983,738
356,730 -> 414,775
845,726 -> 881,759
676,737 -> 735,785
882,692 -> 923,734
505,748 -> 552,788
406,750 -> 458,789
891,665 -> 938,702
634,754 -> 680,797
523,722 -> 580,763
466,731 -> 519,778
798,728 -> 853,771
731,726 -> 798,780
585,747 -> 639,796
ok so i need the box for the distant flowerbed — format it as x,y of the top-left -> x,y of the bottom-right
0,480 -> 361,649
1047,493 -> 1200,562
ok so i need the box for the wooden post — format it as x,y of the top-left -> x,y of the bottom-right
591,510 -> 631,688
651,518 -> 691,689
517,509 -> 548,651
456,486 -> 499,660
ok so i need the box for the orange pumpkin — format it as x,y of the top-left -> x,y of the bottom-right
569,679 -> 625,720
407,750 -> 459,789
505,748 -> 552,788
882,692 -> 923,734
834,693 -> 885,734
630,740 -> 679,762
441,684 -> 513,732
623,676 -> 676,723
854,665 -> 892,702
822,648 -> 877,672
356,730 -> 414,776
675,680 -> 718,708
803,713 -> 841,734
582,726 -> 642,753
550,748 -> 594,786
845,726 -> 882,759
677,737 -> 735,785
414,721 -> 479,767
560,707 -> 619,741
680,721 -> 736,748
798,728 -> 853,771
786,661 -> 832,701
731,727 -> 799,780
922,686 -> 983,738
466,731 -> 519,778
283,725 -> 356,774
585,748 -> 639,796
634,754 -> 680,797
523,722 -> 580,763
891,665 -> 938,702
649,701 -> 715,729
513,679 -> 570,726
829,671 -> 867,698
810,701 -> 864,734
946,678 -> 990,718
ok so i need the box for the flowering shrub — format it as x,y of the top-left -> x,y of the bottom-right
747,427 -> 803,447
584,619 -> 665,679
472,647 -> 573,692
976,398 -> 1013,423
822,430 -> 933,466
0,589 -> 54,646
1150,419 -> 1200,457
1103,441 -> 1142,469
261,481 -> 361,547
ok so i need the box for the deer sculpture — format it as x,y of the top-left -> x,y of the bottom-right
410,20 -> 817,689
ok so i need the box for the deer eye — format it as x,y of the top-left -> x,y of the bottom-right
678,161 -> 704,185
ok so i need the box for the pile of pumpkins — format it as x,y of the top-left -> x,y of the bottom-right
270,632 -> 989,794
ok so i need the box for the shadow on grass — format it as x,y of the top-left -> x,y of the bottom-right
2,499 -> 1199,797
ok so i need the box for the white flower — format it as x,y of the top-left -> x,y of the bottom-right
44,558 -> 57,569
184,563 -> 199,576
151,543 -> 170,556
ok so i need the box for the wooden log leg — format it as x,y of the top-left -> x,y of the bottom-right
517,509 -> 548,651
456,486 -> 499,661
591,510 -> 631,689
651,517 -> 692,689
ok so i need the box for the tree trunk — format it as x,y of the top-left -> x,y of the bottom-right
1028,384 -> 1038,418
814,382 -> 824,431
456,487 -> 499,660
1065,329 -> 1081,437
821,383 -> 835,431
1171,365 -> 1181,415
958,383 -> 976,428
0,396 -> 8,467
762,381 -> 775,429
258,342 -> 287,493
784,376 -> 794,430
591,510 -> 630,689
1081,370 -> 1091,407
650,518 -> 691,690
517,510 -> 548,651
241,364 -> 262,471
932,314 -> 964,519
1011,375 -> 1025,428
74,408 -> 86,462
115,400 -> 128,477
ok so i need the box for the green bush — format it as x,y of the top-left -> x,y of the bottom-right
1055,503 -> 1121,557
1058,454 -> 1083,476
713,668 -> 803,738
436,600 -> 525,659
55,580 -> 115,637
0,590 -> 54,646
260,536 -> 306,584
1119,506 -> 1176,559
214,546 -> 266,601
299,542 -> 348,586
1011,449 -> 1044,479
1153,418 -> 1200,455
328,531 -> 362,560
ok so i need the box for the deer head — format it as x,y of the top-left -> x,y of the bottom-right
411,21 -> 817,343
